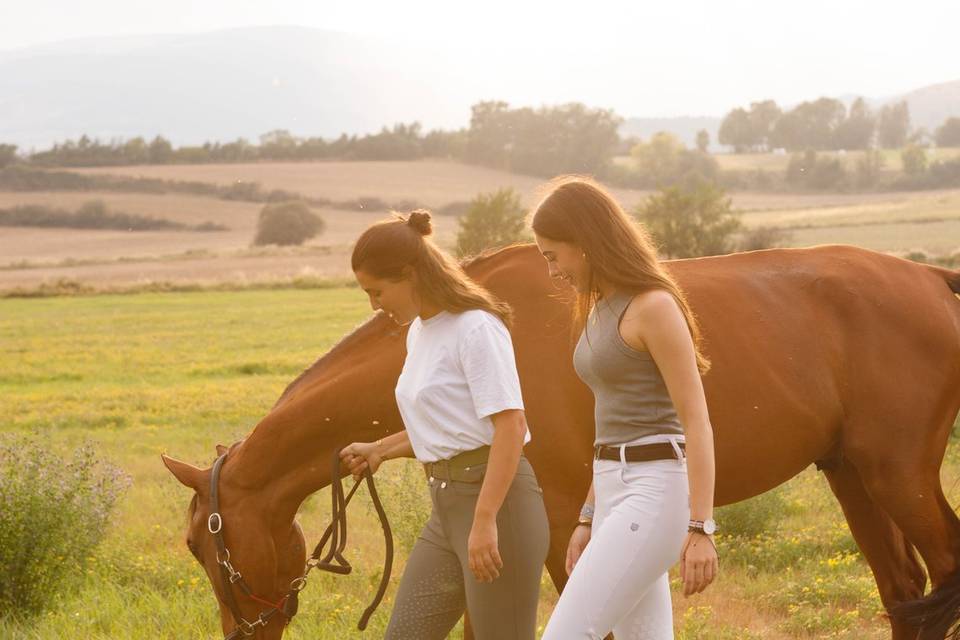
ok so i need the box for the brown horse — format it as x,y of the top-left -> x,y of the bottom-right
163,243 -> 960,639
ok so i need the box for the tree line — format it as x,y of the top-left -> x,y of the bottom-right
5,102 -> 621,179
2,99 -> 959,194
719,98 -> 960,152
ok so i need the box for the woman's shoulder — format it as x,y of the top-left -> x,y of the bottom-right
623,289 -> 679,319
453,308 -> 508,334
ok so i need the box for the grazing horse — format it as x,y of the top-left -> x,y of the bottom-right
163,243 -> 960,639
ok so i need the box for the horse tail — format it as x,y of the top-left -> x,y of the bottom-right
889,264 -> 960,638
922,264 -> 960,296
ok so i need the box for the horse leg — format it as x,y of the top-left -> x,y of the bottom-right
545,523 -> 575,593
844,416 -> 960,639
822,458 -> 927,639
464,610 -> 474,640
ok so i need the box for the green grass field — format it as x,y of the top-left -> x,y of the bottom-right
2,288 -> 958,638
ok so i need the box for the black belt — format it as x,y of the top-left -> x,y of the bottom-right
594,442 -> 685,462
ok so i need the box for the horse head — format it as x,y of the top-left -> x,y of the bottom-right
162,308 -> 408,638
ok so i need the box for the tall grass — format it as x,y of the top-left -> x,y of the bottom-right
1,287 -> 954,638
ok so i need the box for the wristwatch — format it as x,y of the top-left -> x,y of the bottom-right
578,503 -> 594,527
688,518 -> 718,535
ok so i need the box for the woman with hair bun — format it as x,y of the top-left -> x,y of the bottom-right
340,210 -> 550,640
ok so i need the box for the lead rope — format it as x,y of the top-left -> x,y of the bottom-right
306,447 -> 394,630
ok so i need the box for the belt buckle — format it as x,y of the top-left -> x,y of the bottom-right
593,445 -> 602,461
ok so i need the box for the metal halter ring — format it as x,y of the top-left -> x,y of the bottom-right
208,512 -> 223,534
289,576 -> 307,592
237,615 -> 266,636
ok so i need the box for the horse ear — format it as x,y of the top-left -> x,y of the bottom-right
161,454 -> 204,490
215,443 -> 228,456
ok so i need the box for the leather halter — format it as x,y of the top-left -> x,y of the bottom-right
206,448 -> 393,638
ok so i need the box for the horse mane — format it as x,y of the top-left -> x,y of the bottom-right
272,315 -> 388,409
459,242 -> 533,272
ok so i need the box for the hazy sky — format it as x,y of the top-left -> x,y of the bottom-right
4,0 -> 959,117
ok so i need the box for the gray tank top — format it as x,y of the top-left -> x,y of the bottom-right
573,289 -> 683,446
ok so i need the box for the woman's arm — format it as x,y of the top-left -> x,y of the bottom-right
475,409 -> 526,521
620,289 -> 718,595
469,408 -> 527,582
375,429 -> 416,462
565,479 -> 595,575
340,430 -> 416,479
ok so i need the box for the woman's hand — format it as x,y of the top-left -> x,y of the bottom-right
680,532 -> 718,596
565,524 -> 592,575
339,442 -> 384,480
468,514 -> 503,583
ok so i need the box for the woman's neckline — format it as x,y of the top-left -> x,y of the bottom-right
419,310 -> 449,326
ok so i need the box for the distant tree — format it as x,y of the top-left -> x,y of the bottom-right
935,118 -> 960,147
718,108 -> 752,153
466,101 -> 514,169
253,201 -> 325,246
455,188 -> 528,257
901,144 -> 928,176
148,136 -> 173,163
834,97 -> 876,150
466,101 -> 620,176
771,98 -> 845,151
258,129 -> 300,160
423,128 -> 467,158
260,129 -> 297,147
0,144 -> 17,168
634,182 -> 742,258
631,132 -> 685,183
352,122 -> 424,160
878,101 -> 910,148
747,100 -> 781,151
121,137 -> 149,164
718,101 -> 780,152
696,129 -> 710,153
627,133 -> 718,188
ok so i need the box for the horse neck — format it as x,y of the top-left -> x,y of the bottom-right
223,326 -> 407,520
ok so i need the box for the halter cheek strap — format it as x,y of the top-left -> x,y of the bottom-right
207,447 -> 394,638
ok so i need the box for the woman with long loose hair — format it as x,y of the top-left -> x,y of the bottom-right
533,177 -> 718,639
340,210 -> 550,640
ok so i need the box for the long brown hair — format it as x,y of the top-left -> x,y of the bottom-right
531,176 -> 710,373
351,209 -> 514,327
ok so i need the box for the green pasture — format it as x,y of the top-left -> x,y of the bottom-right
2,288 -> 958,638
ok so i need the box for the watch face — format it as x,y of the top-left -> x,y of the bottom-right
703,519 -> 717,535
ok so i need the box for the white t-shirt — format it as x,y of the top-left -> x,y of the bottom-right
395,308 -> 529,463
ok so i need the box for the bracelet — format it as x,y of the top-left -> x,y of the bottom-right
580,503 -> 595,520
576,518 -> 592,528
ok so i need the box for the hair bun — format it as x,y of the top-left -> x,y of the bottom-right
406,209 -> 433,236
